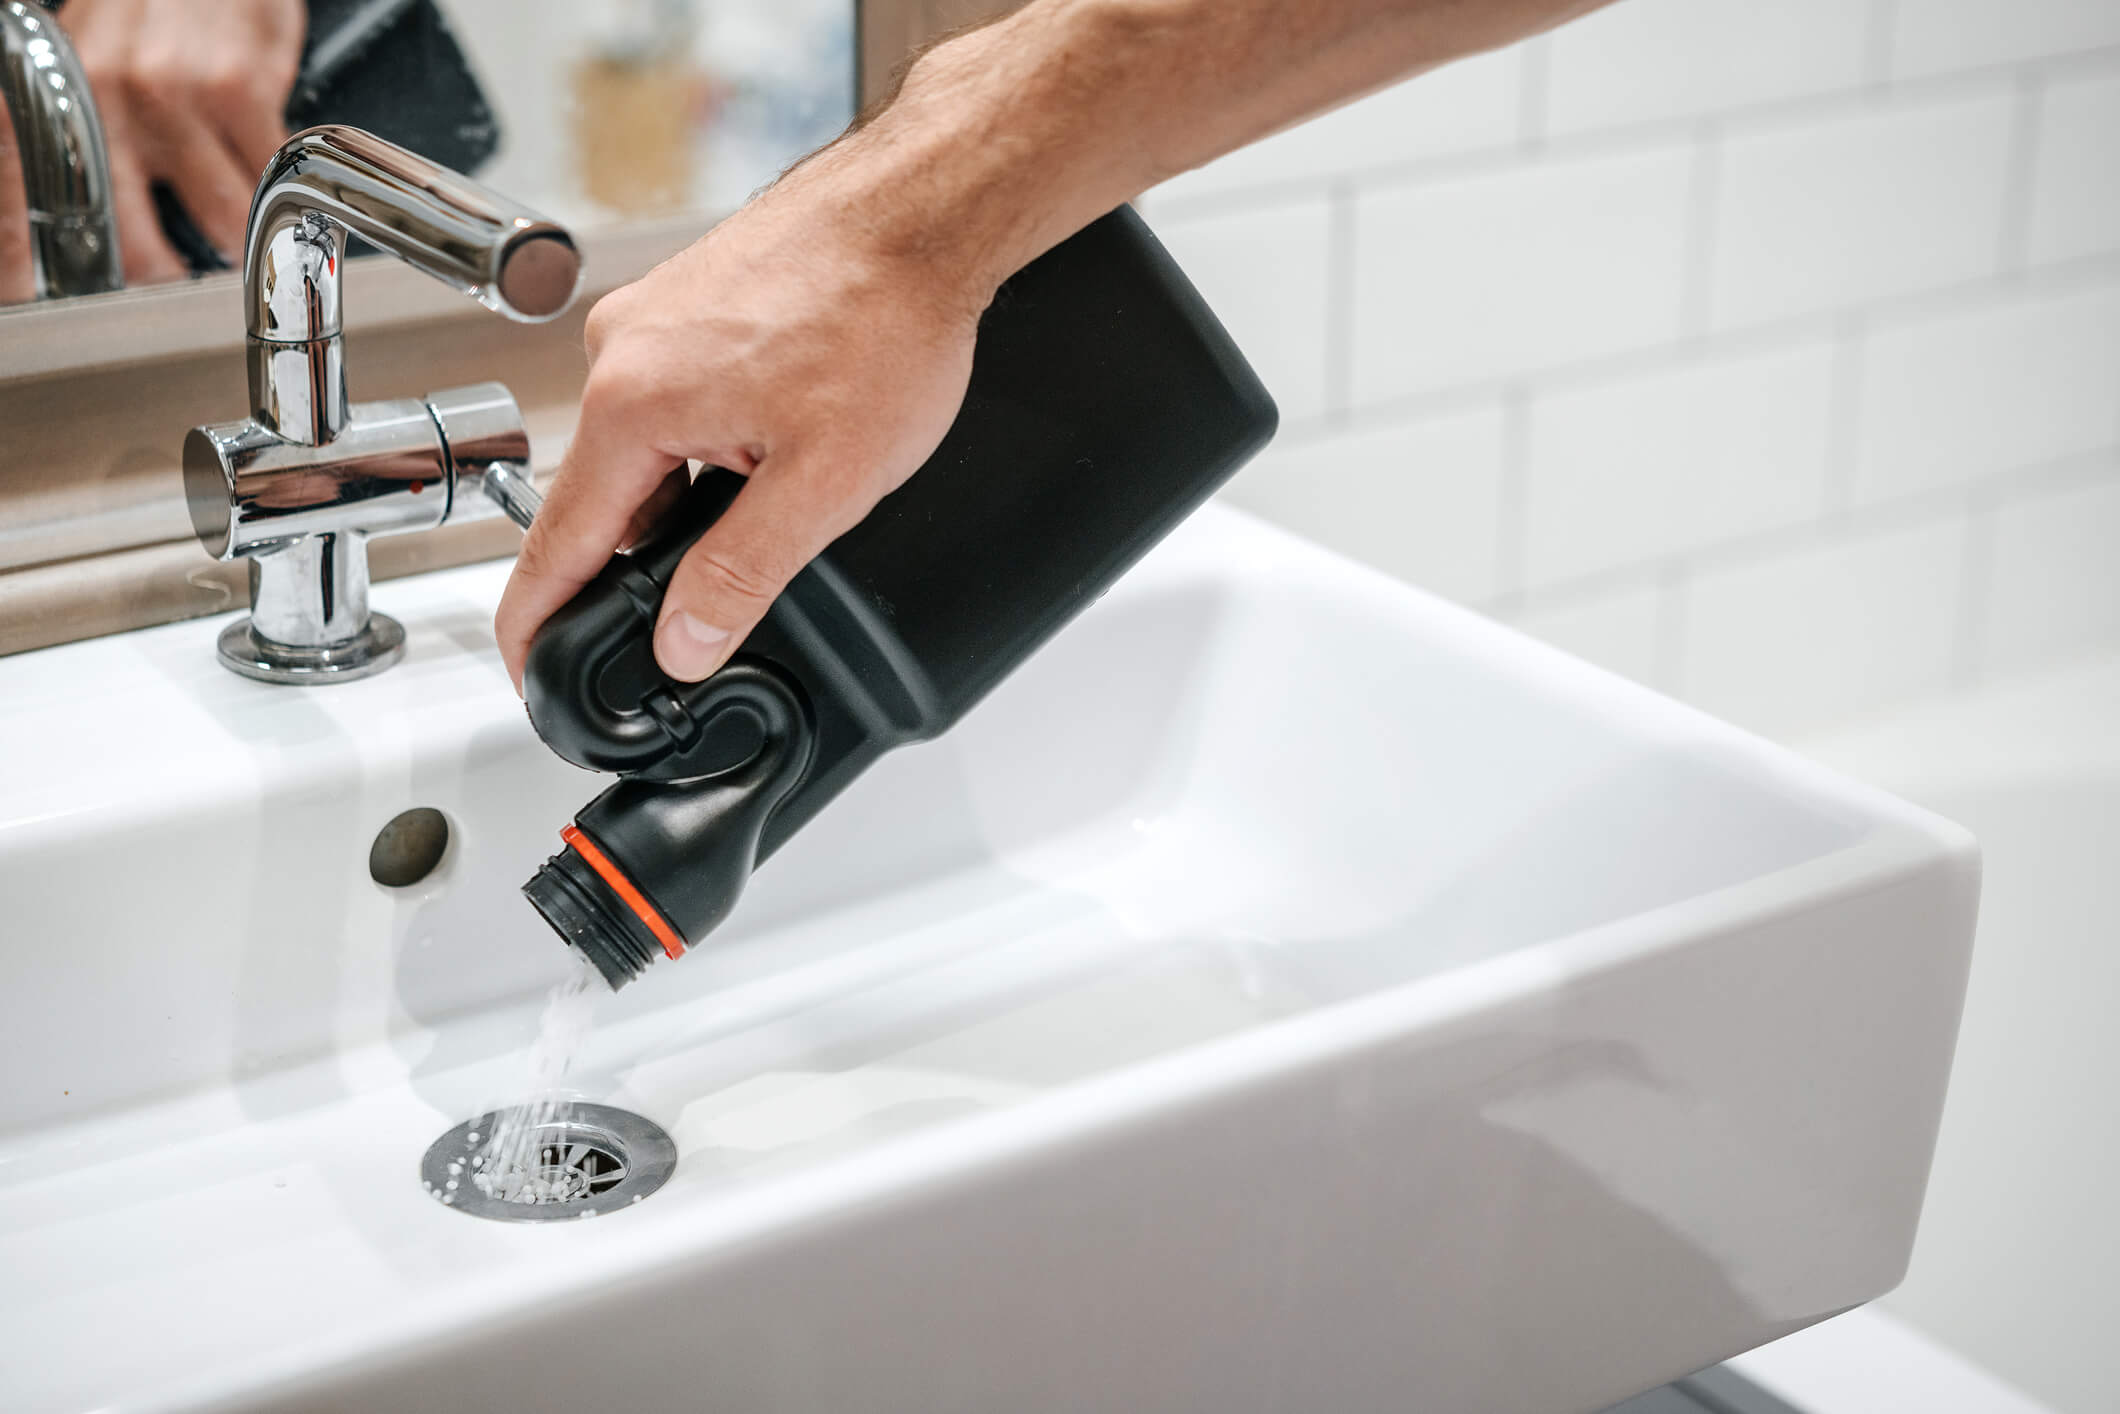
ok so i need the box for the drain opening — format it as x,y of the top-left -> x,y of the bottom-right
421,1101 -> 675,1223
477,1121 -> 627,1204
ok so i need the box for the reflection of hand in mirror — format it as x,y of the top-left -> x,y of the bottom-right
0,96 -> 30,304
62,0 -> 305,285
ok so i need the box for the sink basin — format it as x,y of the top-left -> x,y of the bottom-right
0,505 -> 1977,1413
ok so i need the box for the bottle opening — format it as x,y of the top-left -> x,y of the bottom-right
520,830 -> 676,990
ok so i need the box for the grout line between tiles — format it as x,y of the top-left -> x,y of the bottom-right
1492,384 -> 1532,608
1321,181 -> 1357,428
1995,71 -> 2047,279
1679,123 -> 1723,340
1822,312 -> 1869,516
1864,0 -> 1900,87
1983,445 -> 2120,512
1650,560 -> 1691,697
1516,37 -> 1550,154
1951,491 -> 1998,687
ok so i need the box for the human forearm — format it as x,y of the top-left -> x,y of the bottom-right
832,0 -> 1614,303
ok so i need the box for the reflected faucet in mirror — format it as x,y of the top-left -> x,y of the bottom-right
184,124 -> 574,684
0,0 -> 121,299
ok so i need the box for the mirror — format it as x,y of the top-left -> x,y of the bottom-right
0,0 -> 855,309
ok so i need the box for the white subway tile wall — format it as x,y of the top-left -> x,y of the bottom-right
1145,0 -> 2120,740
2026,68 -> 2120,267
1155,50 -> 1524,201
1542,0 -> 1873,135
1350,146 -> 1692,402
1218,406 -> 1510,604
1889,0 -> 2120,78
1976,472 -> 2120,676
1678,516 -> 1968,737
1852,279 -> 2120,506
1709,90 -> 2017,330
1523,339 -> 1837,587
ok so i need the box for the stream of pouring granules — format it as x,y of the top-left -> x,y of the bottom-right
467,952 -> 605,1203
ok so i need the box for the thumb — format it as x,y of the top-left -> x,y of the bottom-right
654,460 -> 863,682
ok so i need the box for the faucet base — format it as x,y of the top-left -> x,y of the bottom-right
215,614 -> 406,685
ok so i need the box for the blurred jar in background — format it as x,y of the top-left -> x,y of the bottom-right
571,0 -> 707,219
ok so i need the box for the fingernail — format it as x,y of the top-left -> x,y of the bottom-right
655,610 -> 732,681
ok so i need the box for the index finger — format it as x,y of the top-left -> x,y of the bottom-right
493,403 -> 686,693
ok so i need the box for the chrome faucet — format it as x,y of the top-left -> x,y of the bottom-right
0,0 -> 121,297
185,125 -> 576,684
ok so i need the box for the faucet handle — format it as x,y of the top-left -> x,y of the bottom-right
186,383 -> 536,561
246,125 -> 582,343
427,382 -> 543,529
185,381 -> 542,684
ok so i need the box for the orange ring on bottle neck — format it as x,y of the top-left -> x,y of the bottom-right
560,824 -> 687,961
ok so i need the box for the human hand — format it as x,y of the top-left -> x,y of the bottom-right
64,0 -> 305,284
493,0 -> 1625,694
493,147 -> 996,691
0,98 -> 30,304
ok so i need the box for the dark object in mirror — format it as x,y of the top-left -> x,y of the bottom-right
157,0 -> 499,272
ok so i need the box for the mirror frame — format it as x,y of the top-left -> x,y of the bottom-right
0,0 -> 1009,657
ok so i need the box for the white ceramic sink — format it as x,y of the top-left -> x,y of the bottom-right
0,505 -> 1977,1413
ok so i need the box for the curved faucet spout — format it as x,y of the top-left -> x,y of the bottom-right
0,0 -> 121,297
242,124 -> 581,444
245,125 -> 581,342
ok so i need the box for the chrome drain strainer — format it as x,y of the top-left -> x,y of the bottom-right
420,1101 -> 675,1223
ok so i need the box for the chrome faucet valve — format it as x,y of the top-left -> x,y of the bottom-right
184,126 -> 579,684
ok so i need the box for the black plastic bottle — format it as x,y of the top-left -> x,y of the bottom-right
520,206 -> 1277,989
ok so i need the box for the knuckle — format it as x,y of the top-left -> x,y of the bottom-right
81,57 -> 125,96
582,291 -> 629,358
578,362 -> 644,423
133,52 -> 190,100
202,65 -> 251,107
258,58 -> 299,101
115,66 -> 159,109
583,350 -> 676,423
688,546 -> 785,608
509,528 -> 564,583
